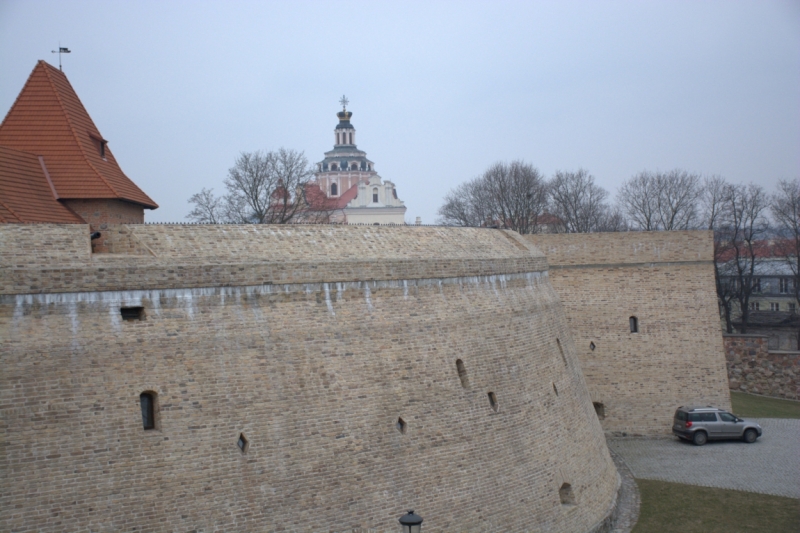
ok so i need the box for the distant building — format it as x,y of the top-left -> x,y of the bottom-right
719,240 -> 800,350
0,60 -> 157,228
311,100 -> 406,225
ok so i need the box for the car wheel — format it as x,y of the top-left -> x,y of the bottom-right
743,429 -> 758,443
692,431 -> 708,446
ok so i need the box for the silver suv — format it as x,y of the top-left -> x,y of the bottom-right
673,406 -> 763,446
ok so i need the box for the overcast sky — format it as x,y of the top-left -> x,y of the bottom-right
1,0 -> 798,224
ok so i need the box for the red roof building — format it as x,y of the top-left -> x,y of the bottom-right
0,60 -> 157,226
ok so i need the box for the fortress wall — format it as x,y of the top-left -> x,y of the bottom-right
1,224 -> 618,533
528,231 -> 731,436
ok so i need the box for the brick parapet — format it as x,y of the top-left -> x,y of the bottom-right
724,334 -> 800,400
0,224 -> 548,295
531,230 -> 714,266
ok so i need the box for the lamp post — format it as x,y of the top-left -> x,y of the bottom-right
398,510 -> 423,533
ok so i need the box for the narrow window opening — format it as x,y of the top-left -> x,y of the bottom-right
396,417 -> 407,434
121,306 -> 145,321
593,402 -> 605,420
552,382 -> 558,396
330,182 -> 338,196
237,433 -> 249,453
456,359 -> 469,389
351,163 -> 357,170
487,392 -> 498,412
559,483 -> 576,505
589,341 -> 596,351
372,187 -> 379,203
331,163 -> 338,171
140,392 -> 156,430
629,316 -> 638,333
556,338 -> 567,367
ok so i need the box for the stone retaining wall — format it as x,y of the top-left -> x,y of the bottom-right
724,334 -> 800,400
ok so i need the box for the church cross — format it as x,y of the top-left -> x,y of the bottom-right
339,95 -> 349,110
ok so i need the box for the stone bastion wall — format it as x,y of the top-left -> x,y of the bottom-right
528,231 -> 732,436
1,224 -> 619,533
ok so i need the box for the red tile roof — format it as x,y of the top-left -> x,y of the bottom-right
0,146 -> 84,223
0,60 -> 157,209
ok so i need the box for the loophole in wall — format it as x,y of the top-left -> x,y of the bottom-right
593,402 -> 605,420
396,417 -> 407,434
456,359 -> 469,389
487,392 -> 498,412
559,483 -> 576,505
237,433 -> 249,453
121,306 -> 145,321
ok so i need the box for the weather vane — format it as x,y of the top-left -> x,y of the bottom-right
339,95 -> 349,111
51,44 -> 71,71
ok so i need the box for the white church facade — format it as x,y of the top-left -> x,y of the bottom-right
312,99 -> 406,225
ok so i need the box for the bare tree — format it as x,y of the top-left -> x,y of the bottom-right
437,161 -> 549,234
549,169 -> 615,233
716,183 -> 770,333
770,178 -> 800,347
617,169 -> 702,231
186,188 -> 224,223
700,175 -> 739,331
596,206 -> 629,232
437,178 -> 493,228
187,148 -> 322,224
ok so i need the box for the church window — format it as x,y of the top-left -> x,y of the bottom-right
553,382 -> 558,396
351,163 -> 357,170
331,163 -> 338,171
372,188 -> 379,203
396,417 -> 407,434
140,392 -> 156,430
330,183 -> 338,196
629,316 -> 638,333
348,132 -> 352,144
393,188 -> 398,199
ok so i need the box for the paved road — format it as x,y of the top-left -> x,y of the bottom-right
608,418 -> 800,498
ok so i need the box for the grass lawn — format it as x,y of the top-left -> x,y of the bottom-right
633,479 -> 800,533
730,391 -> 800,419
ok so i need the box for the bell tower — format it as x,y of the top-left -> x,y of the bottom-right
335,96 -> 356,147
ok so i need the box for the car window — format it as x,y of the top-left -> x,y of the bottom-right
689,412 -> 717,422
675,411 -> 687,421
719,412 -> 736,422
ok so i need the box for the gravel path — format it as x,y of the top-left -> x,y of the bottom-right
607,418 -> 800,498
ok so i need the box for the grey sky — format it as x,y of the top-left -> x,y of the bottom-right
1,0 -> 798,224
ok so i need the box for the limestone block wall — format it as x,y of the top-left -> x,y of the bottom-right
528,231 -> 731,436
0,224 -> 619,533
724,334 -> 800,400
